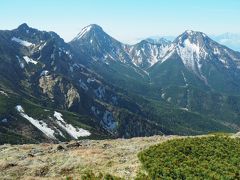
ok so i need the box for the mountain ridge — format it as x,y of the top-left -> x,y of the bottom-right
1,23 -> 240,144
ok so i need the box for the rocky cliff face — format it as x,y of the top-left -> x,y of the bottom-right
39,75 -> 80,109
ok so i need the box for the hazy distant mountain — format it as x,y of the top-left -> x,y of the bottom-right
212,33 -> 240,52
145,35 -> 176,42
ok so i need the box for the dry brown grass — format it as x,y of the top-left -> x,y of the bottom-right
0,135 -> 178,179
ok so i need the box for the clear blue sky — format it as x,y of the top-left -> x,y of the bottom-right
0,0 -> 239,44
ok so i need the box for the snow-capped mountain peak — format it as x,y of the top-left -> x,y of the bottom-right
174,30 -> 209,62
73,24 -> 103,40
158,30 -> 240,83
70,24 -> 133,64
175,30 -> 208,46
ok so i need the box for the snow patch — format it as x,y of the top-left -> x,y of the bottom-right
11,37 -> 33,47
161,93 -> 166,99
176,39 -> 208,80
181,71 -> 189,87
15,105 -> 56,139
38,42 -> 47,51
65,50 -> 73,59
213,48 -> 220,55
0,90 -> 8,97
16,56 -> 25,68
219,58 -> 230,68
40,70 -> 49,76
161,45 -> 175,63
87,77 -> 95,83
75,26 -> 92,39
23,56 -> 38,65
180,107 -> 189,111
54,111 -> 90,139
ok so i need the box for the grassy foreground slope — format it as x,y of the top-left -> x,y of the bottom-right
0,136 -> 176,179
138,135 -> 240,179
1,135 -> 240,179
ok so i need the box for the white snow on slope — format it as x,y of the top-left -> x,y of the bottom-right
177,39 -> 201,71
40,70 -> 49,76
16,56 -> 25,68
23,56 -> 38,65
75,26 -> 92,39
161,49 -> 175,63
0,90 -> 8,97
15,105 -> 56,139
54,111 -> 91,139
11,37 -> 33,47
175,39 -> 209,79
87,77 -> 95,83
38,42 -> 47,51
180,107 -> 189,111
130,43 -> 173,68
181,71 -> 188,87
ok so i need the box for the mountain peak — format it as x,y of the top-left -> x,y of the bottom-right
185,30 -> 195,35
74,24 -> 103,40
87,24 -> 103,30
174,30 -> 208,46
182,30 -> 207,38
17,23 -> 30,30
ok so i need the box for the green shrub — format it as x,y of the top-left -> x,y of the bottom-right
138,136 -> 240,179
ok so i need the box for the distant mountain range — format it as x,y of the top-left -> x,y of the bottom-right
1,23 -> 240,144
212,33 -> 240,52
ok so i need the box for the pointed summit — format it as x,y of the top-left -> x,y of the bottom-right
159,29 -> 240,84
73,24 -> 104,40
174,30 -> 208,45
87,24 -> 103,31
70,24 -> 132,64
15,23 -> 36,35
17,23 -> 30,30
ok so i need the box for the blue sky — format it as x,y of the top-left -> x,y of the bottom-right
0,0 -> 239,44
